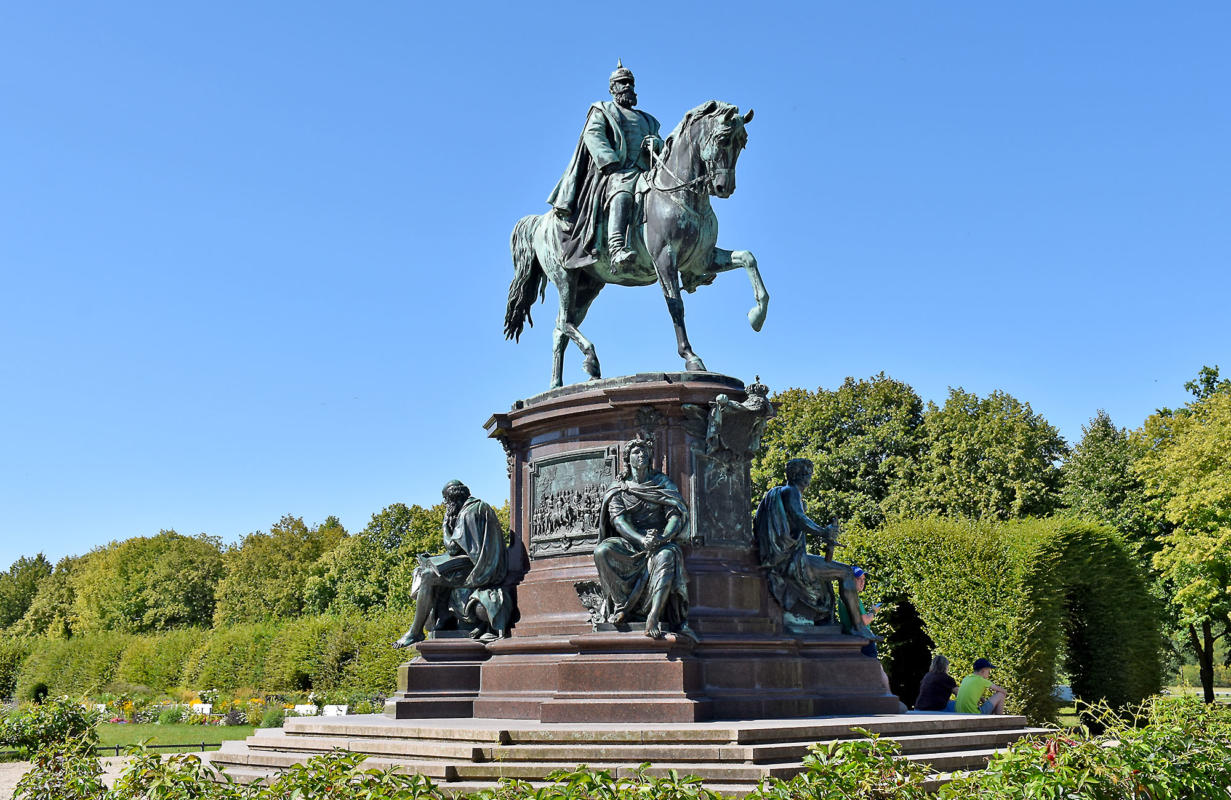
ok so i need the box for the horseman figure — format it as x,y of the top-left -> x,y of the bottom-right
548,61 -> 664,273
506,68 -> 767,389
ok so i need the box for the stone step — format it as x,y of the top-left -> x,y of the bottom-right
206,748 -> 459,779
905,747 -> 1002,773
283,716 -> 508,743
208,713 -> 1038,792
449,759 -> 804,782
277,713 -> 1029,747
207,742 -> 1010,793
481,726 -> 1036,765
244,733 -> 487,761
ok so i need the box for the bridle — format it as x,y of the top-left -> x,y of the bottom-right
648,122 -> 739,197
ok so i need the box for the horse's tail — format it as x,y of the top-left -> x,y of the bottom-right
504,214 -> 547,342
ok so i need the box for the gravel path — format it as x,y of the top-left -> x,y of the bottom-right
0,756 -> 130,800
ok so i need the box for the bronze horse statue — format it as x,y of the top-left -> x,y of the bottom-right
504,101 -> 769,389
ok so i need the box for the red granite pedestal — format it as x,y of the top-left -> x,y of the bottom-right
388,373 -> 899,723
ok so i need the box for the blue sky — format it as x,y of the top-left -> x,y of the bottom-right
2,3 -> 1228,570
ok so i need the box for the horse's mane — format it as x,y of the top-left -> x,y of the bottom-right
660,100 -> 744,163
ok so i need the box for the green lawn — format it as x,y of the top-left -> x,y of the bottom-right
95,723 -> 257,755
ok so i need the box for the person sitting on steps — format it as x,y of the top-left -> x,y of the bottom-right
955,657 -> 1008,714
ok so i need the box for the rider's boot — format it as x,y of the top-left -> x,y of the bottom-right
608,192 -> 637,273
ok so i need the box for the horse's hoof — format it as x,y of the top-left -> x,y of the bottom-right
685,356 -> 707,372
583,354 -> 601,379
748,306 -> 766,332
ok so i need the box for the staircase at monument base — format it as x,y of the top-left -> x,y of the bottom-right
205,713 -> 1048,795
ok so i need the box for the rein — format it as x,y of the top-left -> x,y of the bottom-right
648,131 -> 715,196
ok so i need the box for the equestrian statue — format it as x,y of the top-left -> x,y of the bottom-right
504,62 -> 769,389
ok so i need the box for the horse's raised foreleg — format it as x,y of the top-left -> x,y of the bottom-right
711,247 -> 769,332
655,245 -> 707,373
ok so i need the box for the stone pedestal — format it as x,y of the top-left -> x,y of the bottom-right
390,372 -> 899,723
385,636 -> 490,719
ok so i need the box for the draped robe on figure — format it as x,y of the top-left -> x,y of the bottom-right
547,101 -> 661,270
413,496 -> 510,632
592,471 -> 689,624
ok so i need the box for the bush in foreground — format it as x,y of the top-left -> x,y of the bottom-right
11,696 -> 1231,799
0,697 -> 99,757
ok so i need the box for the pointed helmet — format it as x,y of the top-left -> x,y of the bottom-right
609,58 -> 634,86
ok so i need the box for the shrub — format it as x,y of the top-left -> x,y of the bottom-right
845,516 -> 1162,723
0,637 -> 30,701
262,750 -> 447,798
157,705 -> 187,725
12,735 -> 105,800
181,622 -> 278,690
115,629 -> 200,691
939,696 -> 1231,799
261,615 -> 335,692
0,697 -> 99,756
339,609 -> 414,694
16,633 -> 131,699
259,705 -> 284,728
112,745 -> 248,799
750,730 -> 931,800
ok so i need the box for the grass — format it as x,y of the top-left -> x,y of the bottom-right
95,722 -> 257,755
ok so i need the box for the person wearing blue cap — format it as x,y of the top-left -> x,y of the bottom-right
955,657 -> 1008,714
836,566 -> 882,657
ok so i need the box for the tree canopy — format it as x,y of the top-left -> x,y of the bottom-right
0,554 -> 52,630
889,388 -> 1068,520
1136,385 -> 1231,702
69,531 -> 224,634
751,374 -> 924,528
213,515 -> 347,626
1061,410 -> 1154,552
302,503 -> 444,616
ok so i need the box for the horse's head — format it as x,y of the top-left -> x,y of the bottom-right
660,101 -> 755,198
700,105 -> 753,198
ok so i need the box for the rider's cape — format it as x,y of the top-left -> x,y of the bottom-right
547,101 -> 661,270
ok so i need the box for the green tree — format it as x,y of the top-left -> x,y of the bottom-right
70,531 -> 223,634
303,503 -> 445,615
889,388 -> 1067,520
1060,410 -> 1155,553
751,374 -> 925,527
11,555 -> 84,639
213,515 -> 346,625
1184,363 -> 1231,400
0,554 -> 52,629
1137,389 -> 1231,703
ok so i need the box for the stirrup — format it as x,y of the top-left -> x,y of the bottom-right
611,247 -> 637,268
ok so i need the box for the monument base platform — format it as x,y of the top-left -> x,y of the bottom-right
206,712 -> 1046,795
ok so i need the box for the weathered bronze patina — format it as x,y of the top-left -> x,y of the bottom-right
505,64 -> 768,389
393,480 -> 513,646
590,437 -> 696,640
753,459 -> 879,640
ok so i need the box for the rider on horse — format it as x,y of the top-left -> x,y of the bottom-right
547,61 -> 663,274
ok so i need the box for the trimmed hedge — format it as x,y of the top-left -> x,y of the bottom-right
15,632 -> 132,700
9,609 -> 414,701
846,516 -> 1162,723
181,621 -> 279,691
114,629 -> 200,691
0,636 -> 31,699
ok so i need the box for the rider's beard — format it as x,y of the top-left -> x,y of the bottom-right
613,88 -> 637,108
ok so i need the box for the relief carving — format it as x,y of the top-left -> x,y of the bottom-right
527,447 -> 617,558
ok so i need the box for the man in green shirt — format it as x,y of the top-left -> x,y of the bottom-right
955,658 -> 1008,714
